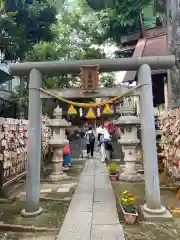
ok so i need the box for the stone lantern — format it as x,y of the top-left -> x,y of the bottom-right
47,106 -> 71,180
115,98 -> 143,181
115,115 -> 143,181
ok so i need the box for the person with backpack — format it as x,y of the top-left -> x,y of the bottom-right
85,126 -> 95,158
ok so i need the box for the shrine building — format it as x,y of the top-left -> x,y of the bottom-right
118,25 -> 167,108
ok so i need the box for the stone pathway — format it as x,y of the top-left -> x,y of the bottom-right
57,158 -> 125,240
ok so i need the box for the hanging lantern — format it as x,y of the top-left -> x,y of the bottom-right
86,107 -> 96,119
103,104 -> 113,115
68,105 -> 77,115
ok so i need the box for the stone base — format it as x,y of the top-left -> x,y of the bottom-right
140,205 -> 173,222
49,172 -> 71,181
21,207 -> 43,218
119,172 -> 144,182
120,163 -> 144,172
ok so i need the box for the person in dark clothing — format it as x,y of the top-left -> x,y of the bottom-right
105,141 -> 114,160
85,126 -> 95,158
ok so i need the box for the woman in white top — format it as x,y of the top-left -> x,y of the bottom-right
96,125 -> 103,141
99,127 -> 110,162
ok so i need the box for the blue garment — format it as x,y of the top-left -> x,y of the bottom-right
63,153 -> 72,166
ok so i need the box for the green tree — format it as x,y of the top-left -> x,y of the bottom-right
1,0 -> 57,61
24,3 -> 107,89
10,1 -> 108,115
0,0 -> 58,117
85,0 -> 165,44
100,73 -> 116,87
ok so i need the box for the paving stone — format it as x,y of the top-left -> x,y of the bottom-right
92,202 -> 119,225
68,194 -> 93,212
75,175 -> 94,194
90,224 -> 125,240
78,175 -> 94,185
75,187 -> 94,194
82,169 -> 95,175
95,176 -> 112,189
95,160 -> 107,169
82,166 -> 95,172
95,166 -> 108,173
57,212 -> 92,240
94,189 -> 115,202
95,171 -> 109,175
81,173 -> 94,176
75,183 -> 94,194
82,171 -> 95,175
83,160 -> 95,169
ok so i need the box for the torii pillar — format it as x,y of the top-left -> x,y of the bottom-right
21,69 -> 43,217
138,64 -> 172,220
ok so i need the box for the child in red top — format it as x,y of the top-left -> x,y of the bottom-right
63,144 -> 72,170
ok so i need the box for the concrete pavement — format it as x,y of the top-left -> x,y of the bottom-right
57,158 -> 125,240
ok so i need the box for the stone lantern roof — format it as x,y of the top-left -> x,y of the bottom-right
115,115 -> 140,126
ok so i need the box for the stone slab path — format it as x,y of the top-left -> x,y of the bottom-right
57,159 -> 125,240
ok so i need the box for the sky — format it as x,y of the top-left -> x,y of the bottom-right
103,44 -> 127,84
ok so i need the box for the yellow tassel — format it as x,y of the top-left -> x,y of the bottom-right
68,105 -> 77,115
103,104 -> 113,115
86,107 -> 96,119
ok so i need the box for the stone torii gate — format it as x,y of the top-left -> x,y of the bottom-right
8,55 -> 175,219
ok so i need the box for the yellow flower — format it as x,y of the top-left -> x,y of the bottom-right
129,198 -> 136,201
122,191 -> 128,195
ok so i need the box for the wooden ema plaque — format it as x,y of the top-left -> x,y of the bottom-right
80,65 -> 99,91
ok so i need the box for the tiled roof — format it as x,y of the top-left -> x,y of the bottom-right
122,39 -> 146,83
120,26 -> 165,44
122,34 -> 167,82
142,35 -> 167,56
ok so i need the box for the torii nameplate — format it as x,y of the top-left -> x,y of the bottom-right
80,65 -> 99,92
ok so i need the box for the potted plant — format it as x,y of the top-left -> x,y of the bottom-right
108,163 -> 119,181
120,191 -> 138,224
